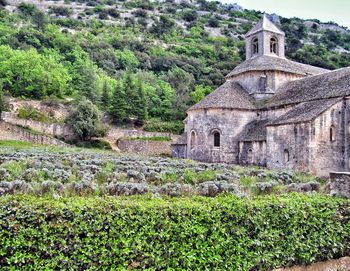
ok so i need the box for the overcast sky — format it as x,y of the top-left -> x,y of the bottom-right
219,0 -> 350,28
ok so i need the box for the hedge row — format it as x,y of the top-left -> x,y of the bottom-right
0,194 -> 349,270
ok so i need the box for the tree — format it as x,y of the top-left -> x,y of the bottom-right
32,10 -> 49,29
133,80 -> 147,124
74,64 -> 99,101
66,99 -> 107,141
191,85 -> 213,103
109,82 -> 127,124
0,46 -> 71,99
100,80 -> 110,108
0,81 -> 4,118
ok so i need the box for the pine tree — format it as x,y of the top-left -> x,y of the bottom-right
101,80 -> 110,108
109,82 -> 126,124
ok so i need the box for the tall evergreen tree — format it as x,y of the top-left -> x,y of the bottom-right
109,82 -> 126,124
0,81 -> 4,119
101,80 -> 110,108
133,80 -> 147,124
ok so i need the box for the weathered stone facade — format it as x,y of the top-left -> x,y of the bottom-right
173,14 -> 350,177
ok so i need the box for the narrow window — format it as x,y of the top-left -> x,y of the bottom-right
270,37 -> 278,54
284,149 -> 289,163
213,132 -> 220,147
252,37 -> 259,54
190,131 -> 196,150
330,126 -> 335,142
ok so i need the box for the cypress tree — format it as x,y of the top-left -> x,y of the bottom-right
0,82 -> 4,119
109,81 -> 126,124
101,80 -> 110,108
134,80 -> 147,124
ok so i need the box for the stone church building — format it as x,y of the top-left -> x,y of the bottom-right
172,14 -> 350,177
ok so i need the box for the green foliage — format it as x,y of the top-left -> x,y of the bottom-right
109,81 -> 127,124
0,0 -> 349,131
0,194 -> 349,270
17,105 -> 57,123
100,80 -> 110,108
0,81 -> 4,116
66,99 -> 107,140
144,119 -> 184,134
0,46 -> 71,99
191,84 -> 213,103
127,136 -> 171,142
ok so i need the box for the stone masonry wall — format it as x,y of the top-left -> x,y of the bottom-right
0,121 -> 70,147
266,100 -> 348,177
329,172 -> 350,198
266,122 -> 312,173
186,108 -> 256,163
117,139 -> 173,156
1,112 -> 74,137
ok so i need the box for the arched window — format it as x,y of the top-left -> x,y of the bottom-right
330,126 -> 335,142
270,37 -> 278,54
252,37 -> 259,54
213,132 -> 220,147
190,131 -> 196,150
284,149 -> 289,163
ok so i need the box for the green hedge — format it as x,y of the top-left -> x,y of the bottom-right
0,194 -> 349,270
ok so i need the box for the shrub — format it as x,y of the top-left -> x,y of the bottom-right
127,136 -> 171,142
0,194 -> 349,270
65,99 -> 108,140
144,119 -> 184,134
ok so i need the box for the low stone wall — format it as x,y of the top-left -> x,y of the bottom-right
117,139 -> 172,156
0,121 -> 70,147
108,126 -> 176,140
1,112 -> 73,137
274,256 -> 350,271
329,172 -> 350,198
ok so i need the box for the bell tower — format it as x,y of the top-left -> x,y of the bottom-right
245,14 -> 285,59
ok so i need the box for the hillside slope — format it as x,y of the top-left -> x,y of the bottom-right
0,0 -> 349,130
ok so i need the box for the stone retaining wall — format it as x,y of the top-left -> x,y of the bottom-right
329,172 -> 350,198
274,256 -> 350,271
1,112 -> 74,137
0,122 -> 70,147
117,139 -> 172,156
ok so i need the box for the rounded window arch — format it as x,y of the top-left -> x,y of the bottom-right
190,130 -> 196,150
213,131 -> 220,147
330,125 -> 336,142
284,149 -> 290,163
270,37 -> 278,54
252,37 -> 259,55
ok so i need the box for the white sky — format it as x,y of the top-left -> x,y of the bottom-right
219,0 -> 350,28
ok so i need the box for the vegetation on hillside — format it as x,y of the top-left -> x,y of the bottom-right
0,0 -> 349,132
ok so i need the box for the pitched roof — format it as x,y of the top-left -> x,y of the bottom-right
239,119 -> 269,142
267,98 -> 342,126
245,14 -> 284,37
226,55 -> 329,78
268,67 -> 350,107
188,81 -> 256,111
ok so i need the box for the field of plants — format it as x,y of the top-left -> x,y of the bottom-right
0,141 -> 349,270
0,142 -> 326,198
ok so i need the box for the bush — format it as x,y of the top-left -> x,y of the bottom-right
0,194 -> 349,270
144,119 -> 184,134
65,99 -> 108,140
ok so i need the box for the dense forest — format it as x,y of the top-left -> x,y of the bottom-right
0,0 -> 350,133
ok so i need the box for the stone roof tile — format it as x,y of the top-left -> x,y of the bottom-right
188,81 -> 256,111
267,98 -> 342,126
226,55 -> 328,78
268,67 -> 350,107
245,14 -> 284,37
